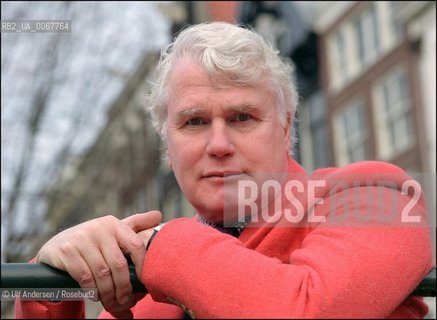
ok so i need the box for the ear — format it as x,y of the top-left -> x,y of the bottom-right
284,114 -> 292,150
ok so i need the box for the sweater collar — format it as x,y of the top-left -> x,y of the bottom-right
198,215 -> 246,238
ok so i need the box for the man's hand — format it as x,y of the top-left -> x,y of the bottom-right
36,211 -> 162,318
122,214 -> 160,252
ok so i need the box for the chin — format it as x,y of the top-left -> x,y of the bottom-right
193,193 -> 241,224
200,206 -> 245,226
198,209 -> 224,225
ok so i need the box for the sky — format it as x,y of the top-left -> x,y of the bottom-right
1,1 -> 171,260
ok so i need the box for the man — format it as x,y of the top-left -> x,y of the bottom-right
16,22 -> 432,319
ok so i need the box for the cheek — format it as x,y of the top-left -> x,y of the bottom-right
167,141 -> 182,172
168,138 -> 199,173
243,131 -> 288,170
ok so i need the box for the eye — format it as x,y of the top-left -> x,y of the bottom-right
186,118 -> 206,126
232,113 -> 252,122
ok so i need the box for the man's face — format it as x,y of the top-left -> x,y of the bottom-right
166,58 -> 291,223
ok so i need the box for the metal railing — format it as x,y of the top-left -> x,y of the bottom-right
1,263 -> 435,296
1,263 -> 146,293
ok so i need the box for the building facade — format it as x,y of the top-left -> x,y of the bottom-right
303,1 -> 435,174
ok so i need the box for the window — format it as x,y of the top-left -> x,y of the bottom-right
334,30 -> 348,85
354,3 -> 380,66
309,93 -> 331,169
333,99 -> 369,166
373,67 -> 415,160
298,92 -> 331,171
387,1 -> 405,42
327,2 -> 399,92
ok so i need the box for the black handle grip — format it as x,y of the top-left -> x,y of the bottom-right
1,263 -> 147,293
1,264 -> 435,297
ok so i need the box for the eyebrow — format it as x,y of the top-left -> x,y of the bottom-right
175,104 -> 258,121
227,104 -> 258,114
175,107 -> 206,121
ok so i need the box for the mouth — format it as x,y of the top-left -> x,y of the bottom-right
202,171 -> 243,179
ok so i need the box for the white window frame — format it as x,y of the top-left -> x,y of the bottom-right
354,3 -> 380,67
328,29 -> 347,91
372,65 -> 415,160
333,98 -> 369,166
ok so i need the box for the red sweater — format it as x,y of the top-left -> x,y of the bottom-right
15,160 -> 433,318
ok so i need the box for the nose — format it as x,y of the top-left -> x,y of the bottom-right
206,120 -> 235,158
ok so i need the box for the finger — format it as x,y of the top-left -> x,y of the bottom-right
122,211 -> 162,233
114,222 -> 148,280
105,293 -> 146,319
63,254 -> 100,302
79,244 -> 116,309
100,237 -> 133,305
39,243 -> 99,301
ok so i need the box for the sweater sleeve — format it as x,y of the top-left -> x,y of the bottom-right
14,258 -> 86,319
141,166 -> 433,318
15,299 -> 85,319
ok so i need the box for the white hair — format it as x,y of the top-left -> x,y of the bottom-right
146,21 -> 299,153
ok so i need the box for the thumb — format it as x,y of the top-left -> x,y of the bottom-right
123,210 -> 162,232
